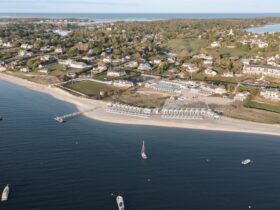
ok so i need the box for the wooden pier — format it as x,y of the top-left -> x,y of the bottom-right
54,109 -> 94,123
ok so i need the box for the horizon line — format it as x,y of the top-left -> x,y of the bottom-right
1,12 -> 280,14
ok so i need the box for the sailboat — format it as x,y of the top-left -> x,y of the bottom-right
116,196 -> 125,210
1,184 -> 9,202
141,141 -> 148,160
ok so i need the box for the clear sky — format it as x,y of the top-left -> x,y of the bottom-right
0,0 -> 279,13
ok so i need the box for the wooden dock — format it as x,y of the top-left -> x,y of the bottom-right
54,109 -> 94,123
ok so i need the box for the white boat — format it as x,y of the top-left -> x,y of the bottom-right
141,141 -> 148,160
241,159 -> 252,165
1,184 -> 9,202
116,196 -> 124,210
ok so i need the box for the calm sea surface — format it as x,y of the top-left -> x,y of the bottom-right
1,13 -> 280,22
0,80 -> 280,210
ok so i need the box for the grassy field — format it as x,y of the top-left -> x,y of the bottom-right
117,90 -> 167,108
212,47 -> 250,57
64,80 -> 122,98
166,38 -> 207,53
224,106 -> 280,124
245,100 -> 280,114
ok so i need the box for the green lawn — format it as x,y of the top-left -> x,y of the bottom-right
166,38 -> 207,53
224,106 -> 280,124
245,101 -> 280,114
64,80 -> 122,98
117,90 -> 167,108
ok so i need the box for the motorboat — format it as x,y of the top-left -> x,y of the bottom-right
241,159 -> 252,165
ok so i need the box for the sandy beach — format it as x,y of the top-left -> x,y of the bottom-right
1,73 -> 280,137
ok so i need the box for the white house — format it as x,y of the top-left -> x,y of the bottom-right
20,67 -> 32,73
243,65 -> 280,78
38,69 -> 50,74
3,42 -> 12,48
234,91 -> 250,101
200,84 -> 226,95
182,63 -> 199,73
138,63 -> 152,71
0,65 -> 7,72
92,65 -> 107,74
203,60 -> 213,66
55,47 -> 63,54
204,68 -> 217,77
58,59 -> 92,70
152,59 -> 162,65
167,57 -> 176,64
260,89 -> 280,101
112,80 -> 134,88
210,41 -> 221,48
193,54 -> 213,61
223,71 -> 234,78
18,50 -> 33,58
41,55 -> 56,62
20,44 -> 33,50
124,61 -> 138,68
103,57 -> 112,64
107,69 -> 127,77
40,46 -> 53,52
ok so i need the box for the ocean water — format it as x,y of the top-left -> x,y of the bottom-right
1,13 -> 280,22
246,24 -> 280,34
0,80 -> 280,210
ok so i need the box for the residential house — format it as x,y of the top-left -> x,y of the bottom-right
182,63 -> 199,73
234,91 -> 250,101
223,71 -> 234,77
18,50 -> 33,58
204,68 -> 217,77
58,59 -> 92,70
20,44 -> 33,50
38,69 -> 50,74
124,61 -> 138,68
210,41 -> 221,48
107,69 -> 127,77
260,89 -> 280,101
112,80 -> 134,88
40,46 -> 53,52
55,47 -> 63,54
103,57 -> 112,64
138,63 -> 152,71
20,67 -> 32,73
243,65 -> 280,78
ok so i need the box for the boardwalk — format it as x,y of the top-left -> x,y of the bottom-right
54,109 -> 94,123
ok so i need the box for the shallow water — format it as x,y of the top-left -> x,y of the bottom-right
246,24 -> 280,34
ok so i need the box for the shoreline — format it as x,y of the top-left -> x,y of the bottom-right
1,73 -> 280,137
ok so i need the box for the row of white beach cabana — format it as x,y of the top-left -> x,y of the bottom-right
160,108 -> 220,120
106,103 -> 152,118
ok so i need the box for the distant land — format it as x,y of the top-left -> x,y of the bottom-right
1,13 -> 280,22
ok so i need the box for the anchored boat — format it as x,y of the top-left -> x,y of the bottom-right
241,159 -> 252,165
116,196 -> 124,210
141,141 -> 148,160
1,184 -> 9,202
